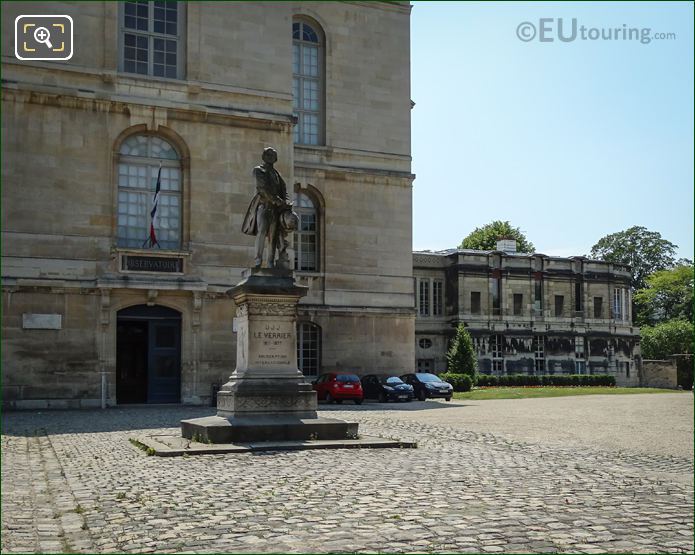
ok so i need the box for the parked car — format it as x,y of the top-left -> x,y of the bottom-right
312,373 -> 363,404
361,374 -> 414,402
400,373 -> 453,401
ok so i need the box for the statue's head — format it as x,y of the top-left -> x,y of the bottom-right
262,147 -> 278,165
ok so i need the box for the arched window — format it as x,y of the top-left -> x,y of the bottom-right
294,192 -> 318,271
297,321 -> 321,377
117,134 -> 182,249
292,19 -> 323,145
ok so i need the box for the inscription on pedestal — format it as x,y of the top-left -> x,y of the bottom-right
249,321 -> 294,368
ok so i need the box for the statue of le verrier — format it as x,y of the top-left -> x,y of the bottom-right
241,147 -> 299,269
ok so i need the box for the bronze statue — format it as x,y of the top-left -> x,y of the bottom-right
242,147 -> 298,269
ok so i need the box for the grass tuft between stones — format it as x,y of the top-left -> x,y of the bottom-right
128,438 -> 155,456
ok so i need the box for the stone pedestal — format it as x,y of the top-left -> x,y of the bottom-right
181,268 -> 358,443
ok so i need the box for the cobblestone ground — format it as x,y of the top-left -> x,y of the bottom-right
2,398 -> 693,554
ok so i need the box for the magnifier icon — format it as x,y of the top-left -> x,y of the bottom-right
33,26 -> 53,49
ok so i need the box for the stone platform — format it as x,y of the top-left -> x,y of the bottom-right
136,431 -> 416,457
181,414 -> 358,443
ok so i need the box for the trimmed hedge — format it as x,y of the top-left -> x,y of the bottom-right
475,374 -> 616,387
438,373 -> 473,392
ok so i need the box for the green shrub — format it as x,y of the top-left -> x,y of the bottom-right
472,374 -> 615,387
446,325 -> 477,381
476,374 -> 498,387
439,372 -> 473,392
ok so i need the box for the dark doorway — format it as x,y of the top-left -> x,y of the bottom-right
116,305 -> 181,404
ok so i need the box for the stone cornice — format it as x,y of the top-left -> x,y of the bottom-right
347,1 -> 412,15
1,58 -> 292,102
2,82 -> 293,132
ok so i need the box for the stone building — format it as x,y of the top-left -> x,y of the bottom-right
413,241 -> 641,386
2,1 -> 415,409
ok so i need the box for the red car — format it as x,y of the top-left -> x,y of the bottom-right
312,373 -> 364,404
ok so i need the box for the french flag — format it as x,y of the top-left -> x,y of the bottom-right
147,164 -> 161,248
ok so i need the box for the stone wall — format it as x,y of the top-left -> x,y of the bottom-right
640,359 -> 678,389
1,1 -> 414,407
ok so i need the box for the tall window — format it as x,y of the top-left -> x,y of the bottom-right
117,134 -> 182,249
294,192 -> 318,271
575,336 -> 586,374
533,335 -> 545,373
433,280 -> 444,316
292,19 -> 322,145
575,280 -> 583,313
491,334 -> 504,374
534,273 -> 543,313
121,1 -> 184,79
418,279 -> 430,317
554,295 -> 564,317
470,291 -> 481,315
513,293 -> 523,316
594,297 -> 604,318
297,322 -> 320,377
613,287 -> 627,321
490,270 -> 501,315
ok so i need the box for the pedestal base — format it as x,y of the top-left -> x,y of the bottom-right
180,268 -> 359,444
181,415 -> 358,443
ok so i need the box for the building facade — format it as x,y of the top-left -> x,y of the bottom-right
413,242 -> 641,386
2,1 -> 415,409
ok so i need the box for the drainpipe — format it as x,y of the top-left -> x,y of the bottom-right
101,367 -> 107,409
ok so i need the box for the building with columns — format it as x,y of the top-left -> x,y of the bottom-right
2,1 -> 415,408
413,241 -> 641,386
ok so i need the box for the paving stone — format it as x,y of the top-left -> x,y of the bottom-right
1,405 -> 693,554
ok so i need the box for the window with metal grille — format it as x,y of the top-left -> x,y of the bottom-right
121,1 -> 184,79
417,359 -> 433,373
294,192 -> 318,271
418,279 -> 430,317
292,20 -> 322,145
533,335 -> 545,373
117,134 -> 181,249
297,322 -> 320,377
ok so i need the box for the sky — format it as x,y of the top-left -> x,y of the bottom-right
410,1 -> 694,259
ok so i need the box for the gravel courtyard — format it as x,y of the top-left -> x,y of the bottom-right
2,393 -> 693,554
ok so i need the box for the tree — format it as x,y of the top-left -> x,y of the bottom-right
459,221 -> 534,252
639,319 -> 693,360
589,226 -> 678,291
446,324 -> 477,379
634,264 -> 694,326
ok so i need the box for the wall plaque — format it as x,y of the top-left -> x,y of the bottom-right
23,314 -> 62,330
122,255 -> 183,273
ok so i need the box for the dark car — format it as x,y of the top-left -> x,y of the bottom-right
361,374 -> 414,402
400,373 -> 453,401
312,373 -> 364,404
